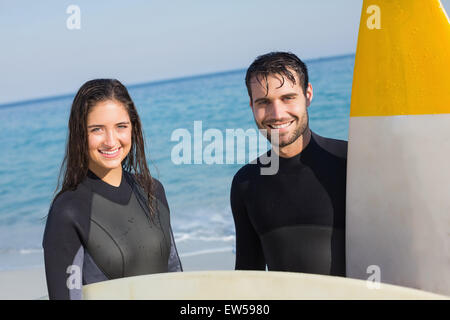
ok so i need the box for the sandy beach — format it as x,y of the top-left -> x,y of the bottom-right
0,248 -> 235,300
2,249 -> 448,300
0,267 -> 47,300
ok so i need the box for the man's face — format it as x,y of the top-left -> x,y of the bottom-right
249,72 -> 313,148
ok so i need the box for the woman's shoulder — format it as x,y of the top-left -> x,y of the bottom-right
43,184 -> 92,248
151,177 -> 165,195
125,172 -> 169,212
48,183 -> 91,223
124,171 -> 165,193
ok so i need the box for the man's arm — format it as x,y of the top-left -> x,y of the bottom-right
230,174 -> 266,270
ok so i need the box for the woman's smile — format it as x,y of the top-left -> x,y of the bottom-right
98,147 -> 122,158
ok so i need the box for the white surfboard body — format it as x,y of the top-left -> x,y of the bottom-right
82,271 -> 447,300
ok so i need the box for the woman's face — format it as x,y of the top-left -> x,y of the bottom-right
86,100 -> 132,174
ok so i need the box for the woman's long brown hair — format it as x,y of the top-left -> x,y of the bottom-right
52,79 -> 155,216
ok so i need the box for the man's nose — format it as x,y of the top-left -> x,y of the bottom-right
268,99 -> 285,120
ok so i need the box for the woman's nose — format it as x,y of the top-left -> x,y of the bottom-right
103,129 -> 117,147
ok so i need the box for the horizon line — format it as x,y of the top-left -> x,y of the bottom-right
0,52 -> 355,109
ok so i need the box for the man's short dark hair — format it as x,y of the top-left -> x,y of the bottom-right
245,52 -> 309,100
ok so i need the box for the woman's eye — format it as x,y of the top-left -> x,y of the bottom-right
91,128 -> 101,132
118,125 -> 128,129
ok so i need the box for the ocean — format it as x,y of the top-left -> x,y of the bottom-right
0,54 -> 354,271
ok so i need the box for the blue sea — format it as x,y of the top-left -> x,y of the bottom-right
0,54 -> 354,271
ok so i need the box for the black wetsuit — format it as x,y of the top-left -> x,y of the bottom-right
43,169 -> 182,300
231,131 -> 347,276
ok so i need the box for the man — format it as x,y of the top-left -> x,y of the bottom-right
230,52 -> 347,276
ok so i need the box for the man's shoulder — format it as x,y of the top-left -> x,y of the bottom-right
232,158 -> 263,186
312,131 -> 348,160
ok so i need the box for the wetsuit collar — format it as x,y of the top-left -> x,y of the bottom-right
275,131 -> 318,172
84,169 -> 132,205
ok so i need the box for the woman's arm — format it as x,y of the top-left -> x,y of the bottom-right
152,178 -> 183,272
167,226 -> 183,272
42,191 -> 91,300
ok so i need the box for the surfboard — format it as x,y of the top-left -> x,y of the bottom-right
347,0 -> 450,295
82,270 -> 447,299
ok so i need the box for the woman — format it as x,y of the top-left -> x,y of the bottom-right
43,79 -> 182,300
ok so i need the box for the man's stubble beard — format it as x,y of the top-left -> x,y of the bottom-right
257,112 -> 309,148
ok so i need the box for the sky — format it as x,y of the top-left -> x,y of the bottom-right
1,0 -> 449,105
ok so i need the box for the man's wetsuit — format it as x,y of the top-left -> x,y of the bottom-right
231,131 -> 347,276
43,169 -> 182,300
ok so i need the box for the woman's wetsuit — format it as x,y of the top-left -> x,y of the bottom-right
43,169 -> 182,300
